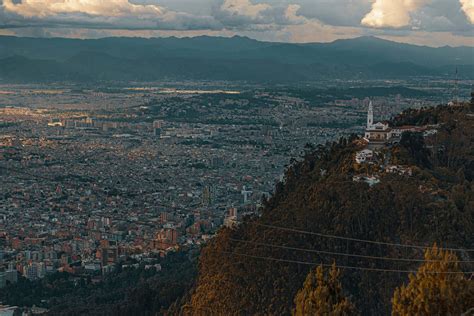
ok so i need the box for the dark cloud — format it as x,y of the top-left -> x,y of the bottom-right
414,0 -> 473,32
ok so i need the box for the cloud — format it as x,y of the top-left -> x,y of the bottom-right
361,0 -> 430,28
1,0 -> 221,30
220,0 -> 270,19
0,0 -> 471,47
212,0 -> 305,30
460,0 -> 474,23
2,0 -> 164,18
288,0 -> 372,27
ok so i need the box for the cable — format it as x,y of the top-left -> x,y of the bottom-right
220,251 -> 474,274
254,223 -> 474,253
229,238 -> 474,263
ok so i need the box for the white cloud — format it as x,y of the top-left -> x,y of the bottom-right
2,0 -> 164,18
460,0 -> 474,23
361,0 -> 430,28
1,0 -> 220,30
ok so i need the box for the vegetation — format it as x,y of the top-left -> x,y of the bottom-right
392,245 -> 474,316
185,103 -> 474,315
0,252 -> 197,316
293,263 -> 357,316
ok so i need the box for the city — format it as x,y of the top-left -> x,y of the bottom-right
0,80 -> 456,288
0,0 -> 473,314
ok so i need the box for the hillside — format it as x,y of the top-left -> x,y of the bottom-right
0,36 -> 472,83
185,102 -> 474,315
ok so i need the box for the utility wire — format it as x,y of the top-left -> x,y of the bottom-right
254,223 -> 474,253
221,251 -> 474,274
229,238 -> 474,263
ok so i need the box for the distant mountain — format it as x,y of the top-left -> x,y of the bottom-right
0,35 -> 472,83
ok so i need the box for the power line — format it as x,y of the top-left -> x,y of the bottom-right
229,238 -> 474,263
254,223 -> 474,253
220,251 -> 474,274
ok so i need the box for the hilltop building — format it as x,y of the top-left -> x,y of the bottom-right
363,101 -> 422,145
364,101 -> 391,143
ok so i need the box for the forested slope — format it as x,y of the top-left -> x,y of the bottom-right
184,103 -> 474,315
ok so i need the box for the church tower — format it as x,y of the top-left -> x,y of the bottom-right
367,101 -> 374,129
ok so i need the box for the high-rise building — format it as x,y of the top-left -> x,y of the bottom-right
153,120 -> 163,138
202,185 -> 213,207
241,186 -> 252,204
228,207 -> 238,218
0,272 -> 6,289
153,120 -> 162,129
5,266 -> 18,285
23,264 -> 38,280
160,212 -> 169,224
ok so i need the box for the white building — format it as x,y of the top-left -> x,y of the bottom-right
364,101 -> 391,142
355,149 -> 374,164
364,101 -> 424,143
0,305 -> 17,316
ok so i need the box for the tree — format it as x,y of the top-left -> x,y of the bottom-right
392,245 -> 474,316
293,263 -> 357,316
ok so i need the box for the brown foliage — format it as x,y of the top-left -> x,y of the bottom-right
392,245 -> 474,316
185,105 -> 474,315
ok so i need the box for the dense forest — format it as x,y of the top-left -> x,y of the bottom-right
183,102 -> 474,315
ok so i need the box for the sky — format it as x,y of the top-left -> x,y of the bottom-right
0,0 -> 473,47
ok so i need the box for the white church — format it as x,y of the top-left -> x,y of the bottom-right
363,101 -> 412,144
364,101 -> 392,142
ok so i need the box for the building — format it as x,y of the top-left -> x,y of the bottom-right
224,207 -> 239,227
153,120 -> 163,138
202,185 -> 213,207
364,101 -> 391,142
5,263 -> 18,285
355,149 -> 374,164
0,305 -> 17,316
0,273 -> 5,289
151,228 -> 179,250
23,263 -> 38,280
241,186 -> 252,204
363,101 -> 424,144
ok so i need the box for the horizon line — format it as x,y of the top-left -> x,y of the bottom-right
0,34 -> 472,49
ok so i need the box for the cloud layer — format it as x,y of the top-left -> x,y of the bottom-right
3,0 -> 163,18
1,0 -> 220,30
0,0 -> 472,46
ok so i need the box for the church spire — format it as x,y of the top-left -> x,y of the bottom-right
367,101 -> 374,129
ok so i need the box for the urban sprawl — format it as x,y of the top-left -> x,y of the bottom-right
0,80 -> 463,289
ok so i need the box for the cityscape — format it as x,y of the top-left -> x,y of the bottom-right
0,0 -> 473,314
0,79 -> 464,285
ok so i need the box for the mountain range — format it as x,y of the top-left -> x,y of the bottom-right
0,35 -> 472,83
